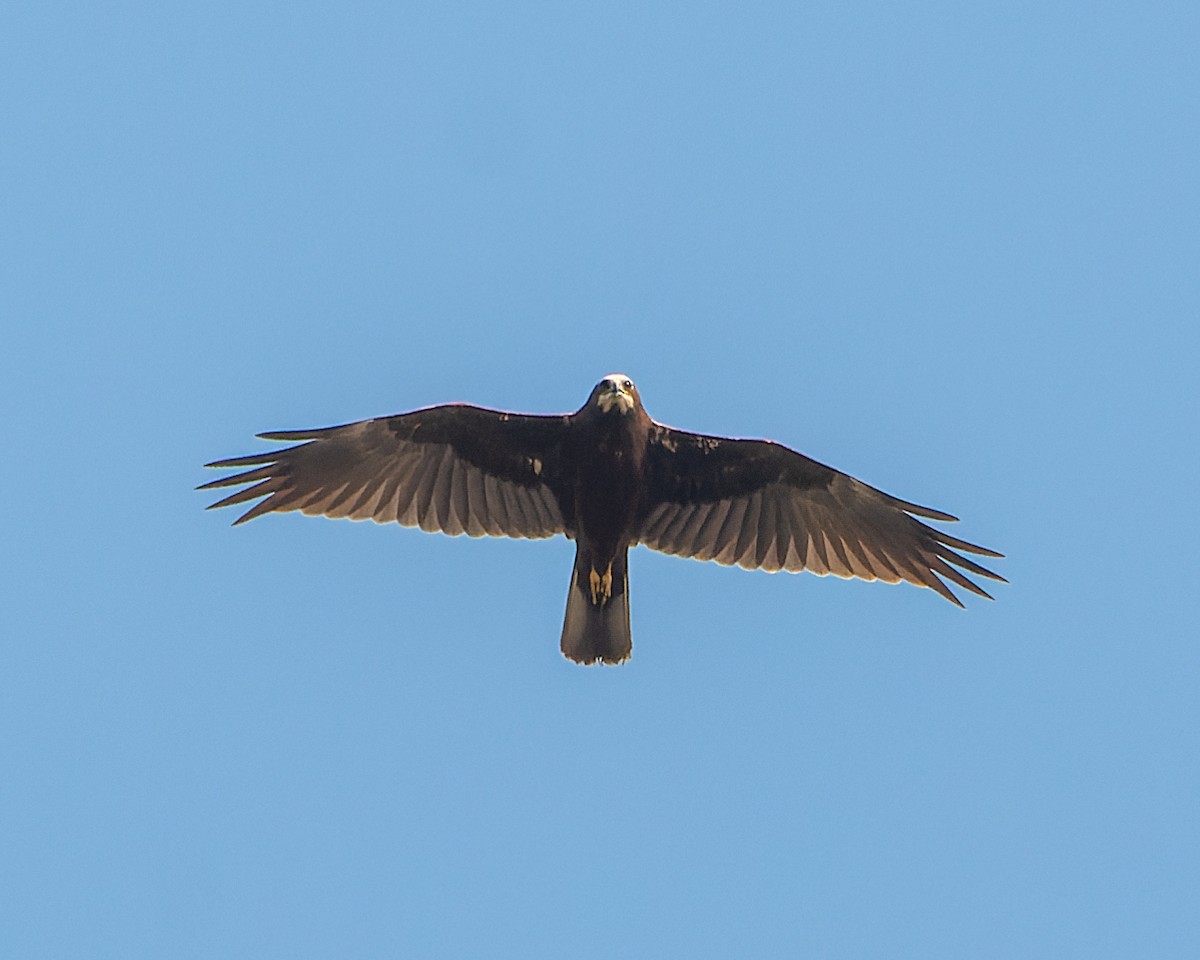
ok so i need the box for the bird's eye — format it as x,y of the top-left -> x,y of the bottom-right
622,379 -> 632,390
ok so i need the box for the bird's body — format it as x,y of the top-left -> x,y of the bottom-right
559,379 -> 650,662
202,375 -> 1004,664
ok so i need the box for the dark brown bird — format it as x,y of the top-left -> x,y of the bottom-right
201,374 -> 1004,664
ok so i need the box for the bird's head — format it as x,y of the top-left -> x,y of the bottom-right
591,373 -> 639,415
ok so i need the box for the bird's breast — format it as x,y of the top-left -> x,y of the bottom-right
573,427 -> 646,557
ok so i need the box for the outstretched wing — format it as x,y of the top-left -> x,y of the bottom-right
636,424 -> 1004,605
201,404 -> 573,538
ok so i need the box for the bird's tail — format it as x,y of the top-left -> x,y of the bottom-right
560,546 -> 632,665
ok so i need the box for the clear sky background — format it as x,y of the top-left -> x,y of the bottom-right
3,2 -> 1197,957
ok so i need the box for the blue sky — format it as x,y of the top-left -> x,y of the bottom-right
3,1 -> 1197,956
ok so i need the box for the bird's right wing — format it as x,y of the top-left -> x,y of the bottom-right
200,404 -> 573,538
636,424 -> 1004,605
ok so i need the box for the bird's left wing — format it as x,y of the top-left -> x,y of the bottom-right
635,424 -> 1004,605
201,404 -> 572,538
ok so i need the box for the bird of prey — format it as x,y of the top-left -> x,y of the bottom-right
202,374 -> 1003,664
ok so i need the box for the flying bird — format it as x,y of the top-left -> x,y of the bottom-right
201,375 -> 1004,664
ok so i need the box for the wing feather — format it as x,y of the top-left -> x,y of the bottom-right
432,446 -> 458,533
825,530 -> 854,578
708,500 -> 742,564
481,472 -> 509,535
805,525 -> 831,575
778,502 -> 805,572
637,424 -> 1003,604
786,503 -> 812,573
345,479 -> 383,521
444,451 -> 471,536
197,465 -> 277,491
826,507 -> 870,577
396,452 -> 430,527
733,493 -> 759,568
669,501 -> 708,552
443,454 -> 467,536
756,490 -> 781,571
371,471 -> 405,525
464,465 -> 487,537
207,478 -> 284,511
301,480 -> 350,517
499,479 -> 525,535
849,528 -> 897,580
640,502 -> 674,544
712,501 -> 742,565
538,486 -> 564,533
524,482 -> 550,534
203,404 -> 571,539
413,446 -> 443,533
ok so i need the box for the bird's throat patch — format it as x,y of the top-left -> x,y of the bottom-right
597,391 -> 634,414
